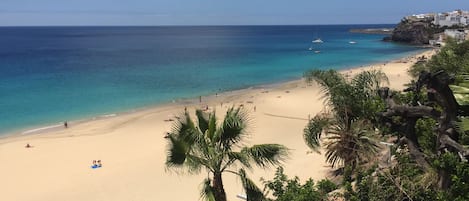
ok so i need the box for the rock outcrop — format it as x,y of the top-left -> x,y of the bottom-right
387,18 -> 443,45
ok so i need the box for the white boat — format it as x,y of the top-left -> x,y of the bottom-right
314,50 -> 321,54
312,38 -> 323,43
349,41 -> 357,44
308,47 -> 313,51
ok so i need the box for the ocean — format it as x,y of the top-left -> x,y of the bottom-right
0,25 -> 423,135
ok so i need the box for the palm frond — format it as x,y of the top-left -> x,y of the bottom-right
171,111 -> 203,146
352,70 -> 389,93
166,135 -> 189,167
353,125 -> 380,161
242,144 -> 288,168
323,120 -> 379,168
222,151 -> 251,171
207,111 -> 217,141
185,154 -> 211,173
304,70 -> 346,106
200,178 -> 216,201
324,143 -> 343,168
196,109 -> 211,135
304,69 -> 345,88
218,107 -> 249,148
238,169 -> 266,201
304,115 -> 331,152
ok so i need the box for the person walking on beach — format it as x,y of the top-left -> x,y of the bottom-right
64,121 -> 68,128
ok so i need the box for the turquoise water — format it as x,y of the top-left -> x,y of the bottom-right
0,25 -> 423,134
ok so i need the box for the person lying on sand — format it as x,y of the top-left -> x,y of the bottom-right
91,160 -> 102,168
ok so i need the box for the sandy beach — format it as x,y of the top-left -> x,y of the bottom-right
0,49 -> 434,201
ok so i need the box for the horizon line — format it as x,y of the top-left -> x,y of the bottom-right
0,23 -> 397,27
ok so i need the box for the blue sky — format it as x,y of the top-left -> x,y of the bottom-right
0,0 -> 467,26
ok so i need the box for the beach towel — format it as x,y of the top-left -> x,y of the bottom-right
91,165 -> 101,169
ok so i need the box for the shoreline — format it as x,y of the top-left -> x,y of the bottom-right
0,49 -> 436,201
0,48 -> 433,140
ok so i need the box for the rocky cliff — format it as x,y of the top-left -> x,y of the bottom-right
385,18 -> 443,45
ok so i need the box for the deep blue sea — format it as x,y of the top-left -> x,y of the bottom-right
0,25 -> 423,135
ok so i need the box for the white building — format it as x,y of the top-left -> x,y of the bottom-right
444,29 -> 468,43
433,10 -> 469,27
406,13 -> 435,21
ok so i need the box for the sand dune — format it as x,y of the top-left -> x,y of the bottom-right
0,50 -> 434,201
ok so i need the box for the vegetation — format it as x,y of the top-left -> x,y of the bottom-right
295,41 -> 469,200
262,167 -> 338,201
165,107 -> 288,201
409,39 -> 469,78
165,39 -> 469,201
338,40 -> 469,200
302,70 -> 387,171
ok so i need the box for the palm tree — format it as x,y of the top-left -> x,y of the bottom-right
307,117 -> 379,169
166,107 -> 288,201
303,69 -> 386,171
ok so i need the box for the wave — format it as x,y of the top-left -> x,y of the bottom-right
22,124 -> 64,135
100,114 -> 117,118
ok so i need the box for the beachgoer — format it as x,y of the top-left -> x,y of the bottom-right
97,160 -> 102,167
25,143 -> 31,148
64,121 -> 68,128
254,106 -> 256,112
199,96 -> 202,103
91,160 -> 98,168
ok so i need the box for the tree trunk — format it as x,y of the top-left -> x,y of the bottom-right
438,169 -> 451,189
378,72 -> 465,190
213,172 -> 227,201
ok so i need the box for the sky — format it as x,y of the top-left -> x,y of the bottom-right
0,0 -> 468,26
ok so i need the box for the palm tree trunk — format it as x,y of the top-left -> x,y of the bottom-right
213,172 -> 227,201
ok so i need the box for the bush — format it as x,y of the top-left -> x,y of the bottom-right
263,167 -> 336,201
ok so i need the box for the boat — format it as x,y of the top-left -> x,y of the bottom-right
308,47 -> 313,51
312,38 -> 323,43
314,50 -> 321,54
349,41 -> 357,44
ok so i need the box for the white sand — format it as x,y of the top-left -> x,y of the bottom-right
0,50 -> 434,201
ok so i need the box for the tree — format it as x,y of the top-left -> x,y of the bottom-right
378,71 -> 469,190
302,70 -> 386,171
409,39 -> 469,78
165,107 -> 288,201
262,167 -> 337,201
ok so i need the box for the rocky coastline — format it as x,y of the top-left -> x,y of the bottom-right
349,28 -> 394,35
383,18 -> 444,45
